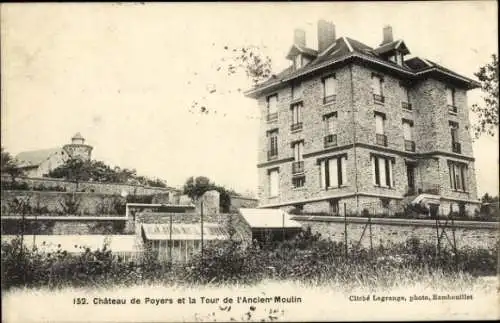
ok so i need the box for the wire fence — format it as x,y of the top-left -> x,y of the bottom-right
340,201 -> 459,268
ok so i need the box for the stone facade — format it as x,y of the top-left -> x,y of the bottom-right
252,24 -> 479,216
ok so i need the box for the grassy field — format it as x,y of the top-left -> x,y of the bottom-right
2,274 -> 498,322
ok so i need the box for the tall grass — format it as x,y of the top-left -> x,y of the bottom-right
2,227 -> 498,291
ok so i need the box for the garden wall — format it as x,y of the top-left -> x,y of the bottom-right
1,218 -> 129,235
229,195 -> 259,210
1,175 -> 180,196
296,219 -> 499,250
1,190 -> 128,216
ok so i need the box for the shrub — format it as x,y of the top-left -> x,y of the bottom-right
58,194 -> 81,215
1,181 -> 30,190
1,230 -> 498,290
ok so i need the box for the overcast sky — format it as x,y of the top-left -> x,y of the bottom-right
1,2 -> 498,196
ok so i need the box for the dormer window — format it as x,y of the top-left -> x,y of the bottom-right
396,52 -> 404,66
388,51 -> 404,66
294,55 -> 302,69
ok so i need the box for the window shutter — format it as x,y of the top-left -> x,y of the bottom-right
328,158 -> 338,188
320,161 -> 326,189
269,170 -> 279,197
449,164 -> 454,189
372,76 -> 382,95
372,156 -> 379,185
385,159 -> 391,187
375,114 -> 384,134
446,88 -> 454,105
341,156 -> 348,185
268,95 -> 278,114
403,122 -> 412,140
461,166 -> 467,191
324,76 -> 336,97
378,157 -> 386,187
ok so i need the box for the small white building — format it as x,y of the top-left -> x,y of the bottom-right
16,133 -> 93,177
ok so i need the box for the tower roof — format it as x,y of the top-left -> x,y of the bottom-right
72,132 -> 84,140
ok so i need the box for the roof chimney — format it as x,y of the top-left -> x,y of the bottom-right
317,20 -> 336,53
381,25 -> 393,45
293,28 -> 306,48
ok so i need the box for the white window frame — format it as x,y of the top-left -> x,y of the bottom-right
319,156 -> 348,189
324,113 -> 337,134
371,74 -> 383,96
396,52 -> 403,66
292,141 -> 304,161
449,162 -> 467,192
294,55 -> 302,69
375,113 -> 385,135
402,120 -> 413,141
323,75 -> 336,99
446,87 -> 455,106
292,83 -> 303,100
268,130 -> 278,156
267,94 -> 278,115
449,122 -> 459,143
291,103 -> 302,125
401,85 -> 410,104
269,169 -> 280,197
371,155 -> 394,188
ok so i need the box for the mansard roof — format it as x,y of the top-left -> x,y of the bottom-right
285,44 -> 318,60
245,36 -> 480,98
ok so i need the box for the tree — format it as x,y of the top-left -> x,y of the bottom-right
182,176 -> 236,212
481,193 -> 499,204
471,54 -> 499,138
48,159 -> 93,191
1,147 -> 24,183
188,44 -> 273,116
183,176 -> 213,201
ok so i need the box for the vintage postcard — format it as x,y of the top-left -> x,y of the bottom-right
1,1 -> 499,322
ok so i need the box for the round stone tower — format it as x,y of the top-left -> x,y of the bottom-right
63,132 -> 93,161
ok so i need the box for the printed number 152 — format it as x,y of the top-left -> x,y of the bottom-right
73,298 -> 88,305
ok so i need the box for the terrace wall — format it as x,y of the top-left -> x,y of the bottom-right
1,175 -> 180,196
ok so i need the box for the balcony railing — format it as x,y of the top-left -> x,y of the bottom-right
323,94 -> 336,104
267,150 -> 278,161
373,94 -> 385,104
417,183 -> 441,195
448,105 -> 458,114
401,101 -> 412,110
376,133 -> 387,146
452,142 -> 461,154
290,122 -> 303,132
292,161 -> 304,175
324,134 -> 337,148
404,140 -> 415,152
267,112 -> 278,122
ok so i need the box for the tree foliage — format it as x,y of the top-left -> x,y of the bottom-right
481,193 -> 499,204
47,158 -> 167,188
471,54 -> 499,138
182,176 -> 239,212
189,44 -> 273,115
1,147 -> 24,181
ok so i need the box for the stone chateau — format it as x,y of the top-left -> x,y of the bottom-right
15,132 -> 93,177
245,21 -> 480,215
